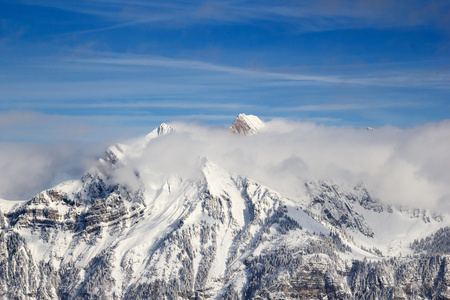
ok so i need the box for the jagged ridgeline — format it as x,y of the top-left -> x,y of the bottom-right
0,114 -> 449,299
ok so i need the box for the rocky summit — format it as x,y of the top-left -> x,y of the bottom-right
228,113 -> 264,135
0,115 -> 449,300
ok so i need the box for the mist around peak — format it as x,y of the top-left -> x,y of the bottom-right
1,117 -> 449,213
106,117 -> 450,212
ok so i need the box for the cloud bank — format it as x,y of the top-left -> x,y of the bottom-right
0,142 -> 102,200
116,118 -> 450,211
1,117 -> 449,213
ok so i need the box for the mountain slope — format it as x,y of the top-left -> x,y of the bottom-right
0,115 -> 448,299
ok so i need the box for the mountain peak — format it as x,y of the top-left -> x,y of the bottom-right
229,113 -> 264,135
145,123 -> 174,140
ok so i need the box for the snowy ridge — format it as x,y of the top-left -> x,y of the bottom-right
100,123 -> 174,169
145,122 -> 174,140
0,198 -> 26,213
0,117 -> 449,299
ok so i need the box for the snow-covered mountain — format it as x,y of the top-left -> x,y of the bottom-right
228,114 -> 264,135
0,114 -> 449,299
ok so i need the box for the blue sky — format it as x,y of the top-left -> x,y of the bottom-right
1,0 -> 450,142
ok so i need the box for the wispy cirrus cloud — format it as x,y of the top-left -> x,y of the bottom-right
1,51 -> 447,128
12,0 -> 450,34
274,101 -> 418,112
74,56 -> 346,84
0,99 -> 260,115
1,0 -> 448,131
45,99 -> 414,113
72,54 -> 450,89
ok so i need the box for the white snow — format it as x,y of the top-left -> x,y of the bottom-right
145,123 -> 174,141
285,201 -> 330,235
356,206 -> 449,257
5,116 -> 450,298
0,198 -> 27,212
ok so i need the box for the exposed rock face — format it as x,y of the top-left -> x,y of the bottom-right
1,168 -> 448,299
305,180 -> 376,237
348,255 -> 450,299
229,113 -> 264,135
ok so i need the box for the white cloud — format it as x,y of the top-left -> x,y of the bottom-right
76,55 -> 450,89
112,118 -> 450,211
0,142 -> 100,200
1,115 -> 449,213
21,0 -> 450,33
0,111 -> 123,199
